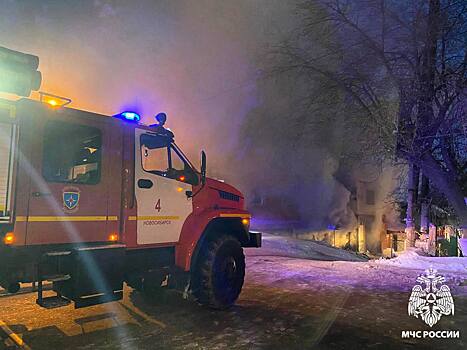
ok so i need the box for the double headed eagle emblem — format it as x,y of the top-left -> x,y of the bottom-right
408,269 -> 454,327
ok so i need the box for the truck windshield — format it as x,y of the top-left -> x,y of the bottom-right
0,121 -> 15,220
172,142 -> 196,171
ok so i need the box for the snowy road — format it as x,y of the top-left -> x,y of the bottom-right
0,234 -> 466,349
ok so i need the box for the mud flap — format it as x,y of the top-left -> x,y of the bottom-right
244,231 -> 262,248
53,245 -> 125,309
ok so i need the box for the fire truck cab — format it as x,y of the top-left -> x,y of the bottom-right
0,97 -> 260,309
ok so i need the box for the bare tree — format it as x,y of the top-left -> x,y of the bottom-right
271,0 -> 467,226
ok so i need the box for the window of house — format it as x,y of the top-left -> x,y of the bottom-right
366,190 -> 375,205
42,121 -> 102,185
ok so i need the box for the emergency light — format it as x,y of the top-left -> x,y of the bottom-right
114,111 -> 141,122
39,92 -> 72,108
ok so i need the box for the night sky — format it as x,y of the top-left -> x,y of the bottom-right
0,0 -> 294,171
0,0 -> 395,240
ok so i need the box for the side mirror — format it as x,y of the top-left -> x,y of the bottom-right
200,150 -> 207,185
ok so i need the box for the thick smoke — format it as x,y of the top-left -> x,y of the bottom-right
0,1 -> 397,245
0,0 -> 294,164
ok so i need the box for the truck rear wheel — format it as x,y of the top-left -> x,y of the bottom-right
192,235 -> 245,309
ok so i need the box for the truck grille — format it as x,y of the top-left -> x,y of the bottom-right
218,190 -> 240,202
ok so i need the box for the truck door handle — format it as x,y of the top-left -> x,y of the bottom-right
137,179 -> 153,189
32,192 -> 51,197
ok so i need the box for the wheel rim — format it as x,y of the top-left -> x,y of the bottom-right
222,256 -> 237,282
214,252 -> 242,301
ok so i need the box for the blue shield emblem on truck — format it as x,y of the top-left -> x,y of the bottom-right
63,191 -> 80,210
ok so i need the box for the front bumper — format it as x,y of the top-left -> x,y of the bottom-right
244,231 -> 262,248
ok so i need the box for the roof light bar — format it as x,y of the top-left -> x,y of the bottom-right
114,111 -> 141,122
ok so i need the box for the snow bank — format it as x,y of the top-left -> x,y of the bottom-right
246,233 -> 367,262
374,248 -> 467,273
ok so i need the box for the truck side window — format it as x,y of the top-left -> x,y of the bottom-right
140,134 -> 169,174
42,121 -> 102,185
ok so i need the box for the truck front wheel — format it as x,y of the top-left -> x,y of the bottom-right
192,235 -> 245,309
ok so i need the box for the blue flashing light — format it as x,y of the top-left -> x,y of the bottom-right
121,111 -> 140,121
115,111 -> 141,122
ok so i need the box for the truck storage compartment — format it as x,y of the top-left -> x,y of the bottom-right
52,245 -> 125,308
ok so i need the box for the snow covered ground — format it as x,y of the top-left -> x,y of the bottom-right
1,233 -> 466,349
374,247 -> 467,273
247,232 -> 368,262
239,234 -> 467,349
246,234 -> 467,296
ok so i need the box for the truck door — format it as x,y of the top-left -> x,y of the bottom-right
25,115 -> 113,245
134,128 -> 192,245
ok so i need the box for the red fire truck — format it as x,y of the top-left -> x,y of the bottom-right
0,47 -> 260,310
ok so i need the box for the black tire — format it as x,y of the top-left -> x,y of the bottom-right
192,235 -> 245,309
